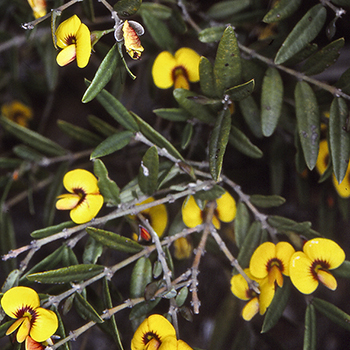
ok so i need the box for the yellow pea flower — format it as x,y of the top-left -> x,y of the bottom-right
56,169 -> 104,224
289,238 -> 345,294
55,15 -> 91,68
152,48 -> 201,90
1,100 -> 33,128
0,287 -> 58,344
27,0 -> 46,19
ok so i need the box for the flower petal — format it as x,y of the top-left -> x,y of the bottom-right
25,336 -> 45,350
159,336 -> 177,349
242,297 -> 260,321
30,308 -> 58,343
75,23 -> 91,68
17,317 -> 32,343
63,169 -> 100,194
152,51 -> 177,89
258,277 -> 275,314
182,196 -> 203,228
6,318 -> 25,337
315,139 -> 329,176
174,237 -> 192,260
275,241 -> 295,276
303,238 -> 345,270
289,251 -> 318,294
332,170 -> 350,198
230,271 -> 250,301
56,193 -> 80,210
56,45 -> 77,67
55,15 -> 81,49
1,286 -> 40,318
215,191 -> 236,223
174,48 -> 200,83
317,269 -> 337,291
249,242 -> 276,279
174,73 -> 190,90
70,193 -> 103,224
147,202 -> 168,238
177,339 -> 193,350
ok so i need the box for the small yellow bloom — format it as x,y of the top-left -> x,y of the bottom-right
174,237 -> 192,260
230,269 -> 275,321
152,48 -> 201,90
182,191 -> 236,229
249,241 -> 295,288
131,314 -> 193,350
1,100 -> 33,128
27,0 -> 46,19
56,169 -> 104,224
55,15 -> 91,68
289,238 -> 345,294
0,287 -> 58,344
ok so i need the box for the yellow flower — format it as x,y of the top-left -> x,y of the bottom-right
174,237 -> 192,260
181,191 -> 236,229
115,20 -> 144,60
55,15 -> 91,68
1,100 -> 33,128
230,269 -> 275,321
27,0 -> 46,19
25,336 -> 54,350
131,197 -> 168,239
152,48 -> 201,90
289,238 -> 345,294
0,287 -> 58,344
249,241 -> 295,288
131,314 -> 193,350
56,169 -> 104,224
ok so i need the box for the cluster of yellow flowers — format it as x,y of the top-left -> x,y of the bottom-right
231,238 -> 345,320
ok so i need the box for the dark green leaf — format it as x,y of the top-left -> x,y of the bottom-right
239,95 -> 263,138
333,260 -> 350,278
234,202 -> 250,249
199,56 -> 217,98
0,116 -> 67,156
329,97 -> 350,183
207,0 -> 251,20
153,108 -> 190,122
229,126 -> 263,158
129,299 -> 161,320
274,4 -> 327,65
194,185 -> 226,202
86,227 -> 143,253
225,79 -> 255,101
250,194 -> 286,208
0,157 -> 22,169
0,321 -> 16,338
261,67 -> 283,137
214,26 -> 242,96
331,0 -> 350,5
130,257 -> 152,298
83,236 -> 104,265
181,123 -> 193,150
82,44 -> 119,103
74,292 -> 104,323
91,131 -> 134,159
1,269 -> 20,293
114,0 -> 142,16
209,108 -> 232,181
198,26 -> 226,43
52,304 -> 71,350
263,0 -> 302,23
304,303 -> 317,350
295,81 -> 320,170
26,264 -> 104,284
138,146 -> 159,195
175,286 -> 188,307
139,2 -> 172,19
31,221 -> 75,239
13,145 -> 45,162
88,115 -> 120,137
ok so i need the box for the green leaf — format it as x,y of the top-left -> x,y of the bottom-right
83,236 -> 104,265
13,145 -> 45,162
153,108 -> 190,122
261,67 -> 283,137
304,303 -> 317,350
138,146 -> 159,195
0,157 -> 22,169
74,292 -> 104,323
86,227 -> 144,253
88,115 -> 120,137
94,158 -> 120,206
261,279 -> 291,333
31,221 -> 75,239
274,4 -> 327,65
234,202 -> 250,249
198,26 -> 226,43
194,185 -> 226,202
229,125 -> 263,158
302,38 -> 344,76
181,123 -> 193,150
1,269 -> 20,293
82,44 -> 119,103
173,88 -> 215,124
214,26 -> 242,96
114,0 -> 142,16
209,108 -> 232,181
336,66 -> 350,95
199,57 -> 217,98
175,286 -> 188,307
130,257 -> 152,298
263,0 -> 302,23
129,299 -> 161,320
249,194 -> 286,208
0,116 -> 67,156
295,81 -> 320,170
225,79 -> 255,101
312,297 -> 350,331
206,0 -> 251,20
239,95 -> 263,138
26,264 -> 104,284
91,131 -> 134,159
329,97 -> 350,184
94,86 -> 139,132
139,3 -> 172,19
333,260 -> 350,278
52,304 -> 71,350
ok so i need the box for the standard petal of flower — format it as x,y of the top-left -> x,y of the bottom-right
55,15 -> 81,48
75,23 -> 91,68
332,170 -> 350,198
1,286 -> 40,318
182,196 -> 203,228
146,315 -> 176,341
70,194 -> 103,224
152,51 -> 177,89
174,48 -> 200,82
56,45 -> 77,67
148,203 -> 168,238
17,317 -> 32,343
315,139 -> 329,176
177,339 -> 193,350
230,272 -> 250,300
242,297 -> 260,321
216,191 -> 237,223
30,308 -> 58,343
303,238 -> 345,269
275,241 -> 295,276
289,251 -> 318,294
56,193 -> 80,210
63,169 -> 99,194
249,242 -> 276,279
159,335 -> 177,349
